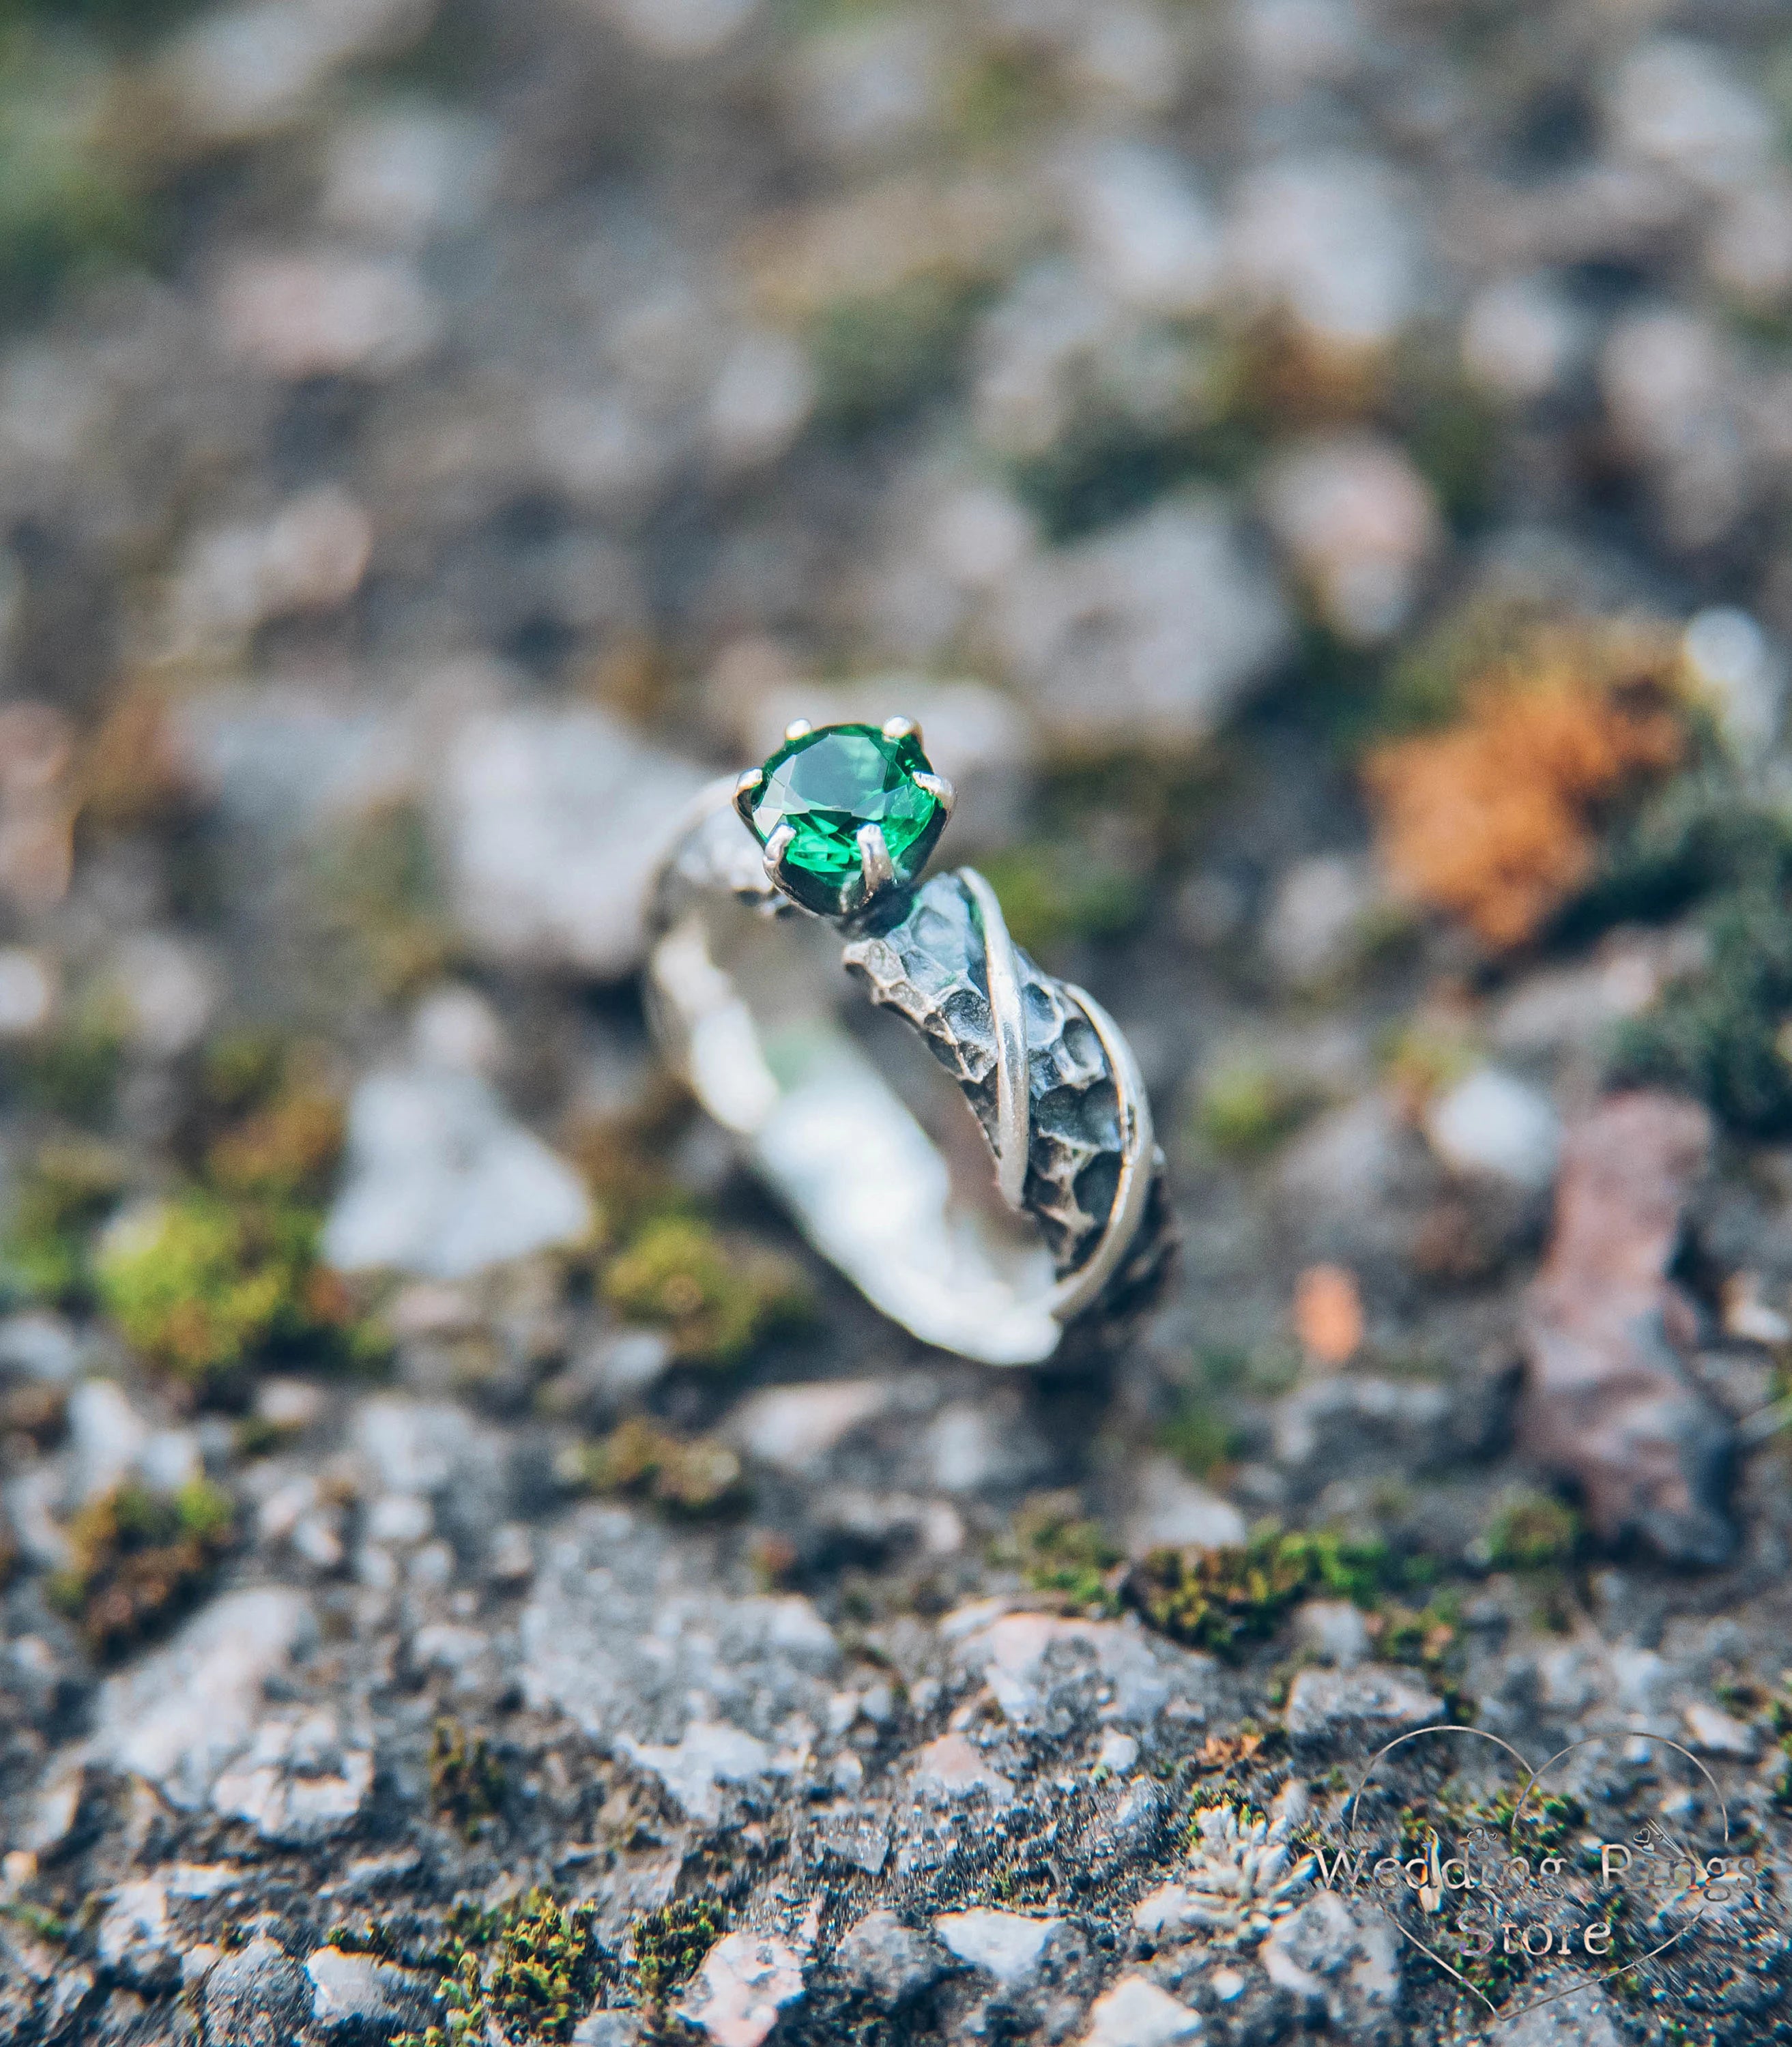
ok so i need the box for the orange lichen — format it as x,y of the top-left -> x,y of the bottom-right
1293,1262 -> 1363,1368
1363,627 -> 1685,950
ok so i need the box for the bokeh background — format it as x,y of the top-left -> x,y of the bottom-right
6,2 -> 1792,2033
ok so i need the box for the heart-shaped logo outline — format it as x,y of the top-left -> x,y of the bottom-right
1322,1723 -> 1735,2031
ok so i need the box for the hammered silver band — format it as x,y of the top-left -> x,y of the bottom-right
645,774 -> 1171,1367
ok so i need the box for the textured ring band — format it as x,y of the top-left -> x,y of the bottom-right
644,717 -> 1172,1366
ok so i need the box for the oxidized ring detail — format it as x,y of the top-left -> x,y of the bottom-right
645,717 -> 1172,1366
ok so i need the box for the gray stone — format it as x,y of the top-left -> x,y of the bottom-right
322,1062 -> 593,1280
1224,153 -> 1419,351
96,1882 -> 179,1991
836,1910 -> 944,2009
596,0 -> 762,61
989,500 -> 1290,753
1292,1599 -> 1372,1668
1124,1455 -> 1247,1555
917,1401 -> 1052,1495
200,1936 -> 311,2047
1263,431 -> 1441,645
727,1380 -> 893,1476
439,706 -> 706,978
214,249 -> 439,381
1262,854 -> 1385,990
1260,1891 -> 1400,2041
66,1377 -> 150,1504
1078,1975 -> 1202,2046
167,1 -> 436,147
106,931 -> 220,1057
1424,1067 -> 1561,1192
1606,37 -> 1774,192
908,1732 -> 1015,1806
1066,141 -> 1221,316
945,1608 -> 1219,1739
0,1311 -> 81,1383
350,1396 -> 508,1560
1284,1666 -> 1444,1756
933,1908 -> 1061,1990
1071,1776 -> 1168,1877
1494,1979 -> 1627,2046
306,1945 -> 437,2039
571,2016 -> 644,2047
1271,1376 -> 1454,1477
520,1505 -> 839,1814
212,1709 -> 373,1844
675,1920 -> 814,2045
90,1589 -> 313,1810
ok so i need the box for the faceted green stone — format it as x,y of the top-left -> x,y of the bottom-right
748,723 -> 944,915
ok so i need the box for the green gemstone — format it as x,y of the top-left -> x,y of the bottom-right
748,722 -> 944,915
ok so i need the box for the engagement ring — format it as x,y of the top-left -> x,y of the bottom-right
646,717 -> 1172,1365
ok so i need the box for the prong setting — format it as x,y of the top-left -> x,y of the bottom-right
855,821 -> 897,905
733,766 -> 764,828
912,770 -> 955,819
882,714 -> 921,744
762,820 -> 796,887
783,718 -> 814,743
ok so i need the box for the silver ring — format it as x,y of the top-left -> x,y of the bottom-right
644,716 -> 1171,1366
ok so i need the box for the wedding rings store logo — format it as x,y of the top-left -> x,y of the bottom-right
1301,1725 -> 1785,2029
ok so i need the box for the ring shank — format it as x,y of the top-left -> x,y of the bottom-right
646,786 -> 1167,1365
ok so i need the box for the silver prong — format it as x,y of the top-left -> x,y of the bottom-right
961,869 -> 1030,1210
783,718 -> 814,743
762,820 -> 796,886
912,769 -> 955,818
882,714 -> 921,744
734,766 -> 764,826
856,821 -> 897,901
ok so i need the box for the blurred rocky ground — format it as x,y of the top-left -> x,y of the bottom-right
5,0 -> 1792,2041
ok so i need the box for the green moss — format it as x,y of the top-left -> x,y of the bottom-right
1772,1689 -> 1792,1808
972,841 -> 1148,961
0,27 -> 157,325
483,1891 -> 598,2043
206,1086 -> 346,1204
949,45 -> 1060,145
579,1417 -> 745,1518
601,1217 -> 811,1367
95,1193 -> 307,1385
1482,1491 -> 1580,1572
808,272 -> 985,437
1396,358 -> 1500,532
1608,882 -> 1792,1135
632,1897 -> 722,2008
46,1475 -> 234,1657
1007,1491 -> 1123,1614
89,1046 -> 381,1387
418,1890 -> 602,2047
314,800 -> 455,1002
6,0 -> 209,44
1511,764 -> 1792,1135
0,1138 -> 123,1303
1373,1591 -> 1462,1679
1157,1397 -> 1239,1479
1474,1784 -> 1583,1853
0,1900 -> 67,1943
429,1717 -> 505,1838
1129,1524 -> 1395,1658
1192,1055 -> 1320,1161
325,1918 -> 403,1960
12,1001 -> 126,1127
